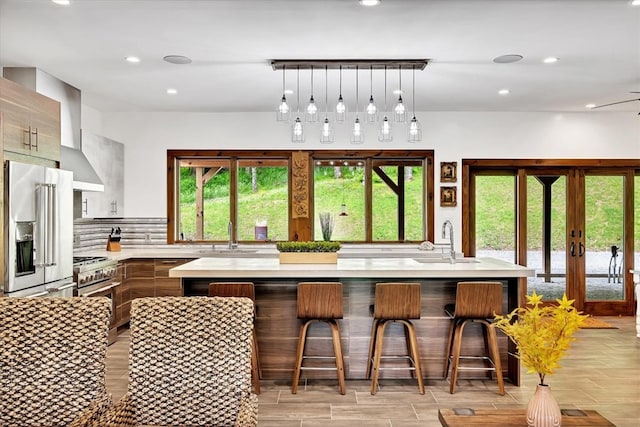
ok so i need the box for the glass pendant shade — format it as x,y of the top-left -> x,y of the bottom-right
306,67 -> 318,122
366,66 -> 377,123
394,66 -> 406,122
306,95 -> 318,122
407,65 -> 421,142
277,95 -> 290,121
378,115 -> 393,142
335,66 -> 346,121
408,115 -> 422,142
351,117 -> 364,144
277,66 -> 290,122
394,95 -> 406,122
291,117 -> 304,143
366,95 -> 378,123
335,94 -> 346,122
320,117 -> 334,144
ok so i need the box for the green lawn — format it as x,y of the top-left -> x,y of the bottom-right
179,170 -> 638,250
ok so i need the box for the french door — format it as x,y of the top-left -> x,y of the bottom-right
464,160 -> 637,316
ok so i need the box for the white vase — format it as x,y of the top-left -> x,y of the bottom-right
526,384 -> 562,427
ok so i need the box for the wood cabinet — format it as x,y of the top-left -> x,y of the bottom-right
114,262 -> 130,328
124,259 -> 155,300
122,258 -> 193,300
0,77 -> 60,163
81,131 -> 124,218
154,258 -> 192,297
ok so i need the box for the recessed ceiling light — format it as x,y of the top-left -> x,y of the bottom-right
166,88 -> 178,95
52,0 -> 70,5
585,103 -> 596,109
359,0 -> 381,6
543,57 -> 559,64
631,0 -> 640,6
493,54 -> 523,64
498,89 -> 510,95
163,55 -> 192,65
125,56 -> 140,63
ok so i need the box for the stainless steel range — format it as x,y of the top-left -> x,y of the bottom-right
73,256 -> 119,344
73,256 -> 118,290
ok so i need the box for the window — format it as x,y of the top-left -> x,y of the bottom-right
168,150 -> 434,244
313,156 -> 431,242
314,160 -> 366,241
236,159 -> 289,241
176,158 -> 230,241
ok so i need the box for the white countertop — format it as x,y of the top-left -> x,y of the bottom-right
75,243 -> 460,261
168,256 -> 534,279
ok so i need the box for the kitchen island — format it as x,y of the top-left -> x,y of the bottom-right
170,256 -> 534,385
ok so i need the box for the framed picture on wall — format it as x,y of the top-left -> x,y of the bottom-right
440,162 -> 457,183
440,186 -> 457,207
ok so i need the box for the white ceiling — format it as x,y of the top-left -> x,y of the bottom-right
1,0 -> 639,114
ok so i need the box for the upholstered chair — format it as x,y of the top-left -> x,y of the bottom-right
0,297 -> 113,427
99,296 -> 258,427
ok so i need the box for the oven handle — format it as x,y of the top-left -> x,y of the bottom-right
81,281 -> 120,297
26,291 -> 51,298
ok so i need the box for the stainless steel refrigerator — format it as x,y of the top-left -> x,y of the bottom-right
4,161 -> 74,297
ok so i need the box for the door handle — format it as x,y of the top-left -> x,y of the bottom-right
570,242 -> 576,257
579,242 -> 585,257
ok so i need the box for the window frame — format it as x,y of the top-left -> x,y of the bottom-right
167,149 -> 434,244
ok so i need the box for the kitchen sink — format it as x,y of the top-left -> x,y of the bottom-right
412,257 -> 480,264
196,249 -> 259,255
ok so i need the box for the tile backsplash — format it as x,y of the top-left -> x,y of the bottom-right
73,217 -> 167,251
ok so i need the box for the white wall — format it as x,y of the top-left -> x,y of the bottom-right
81,104 -> 104,137
97,110 -> 640,245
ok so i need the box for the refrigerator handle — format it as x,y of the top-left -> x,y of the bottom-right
46,183 -> 57,267
35,184 -> 45,268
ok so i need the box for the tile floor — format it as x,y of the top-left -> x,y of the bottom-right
106,316 -> 640,426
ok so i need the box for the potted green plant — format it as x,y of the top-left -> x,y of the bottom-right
493,292 -> 587,427
276,241 -> 341,264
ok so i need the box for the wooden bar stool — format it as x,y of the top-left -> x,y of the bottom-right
208,281 -> 261,394
366,282 -> 424,395
292,282 -> 346,395
443,281 -> 505,395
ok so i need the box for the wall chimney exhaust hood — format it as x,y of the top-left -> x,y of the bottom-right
60,146 -> 104,192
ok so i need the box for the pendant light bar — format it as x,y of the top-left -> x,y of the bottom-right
271,59 -> 429,70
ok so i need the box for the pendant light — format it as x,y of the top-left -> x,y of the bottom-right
276,64 -> 290,122
335,65 -> 346,122
408,65 -> 422,143
291,66 -> 304,143
320,65 -> 334,144
351,66 -> 364,144
378,65 -> 392,142
306,66 -> 318,122
366,65 -> 378,123
393,65 -> 406,123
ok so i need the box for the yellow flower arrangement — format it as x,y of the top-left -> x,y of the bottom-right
493,291 -> 588,386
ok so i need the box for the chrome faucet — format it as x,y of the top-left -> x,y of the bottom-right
228,221 -> 238,249
442,220 -> 455,262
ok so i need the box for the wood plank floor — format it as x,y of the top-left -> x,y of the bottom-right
106,316 -> 640,427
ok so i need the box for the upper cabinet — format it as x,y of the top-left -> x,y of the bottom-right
81,131 -> 124,218
0,77 -> 60,162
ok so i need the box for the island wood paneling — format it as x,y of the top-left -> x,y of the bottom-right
182,278 -> 512,383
